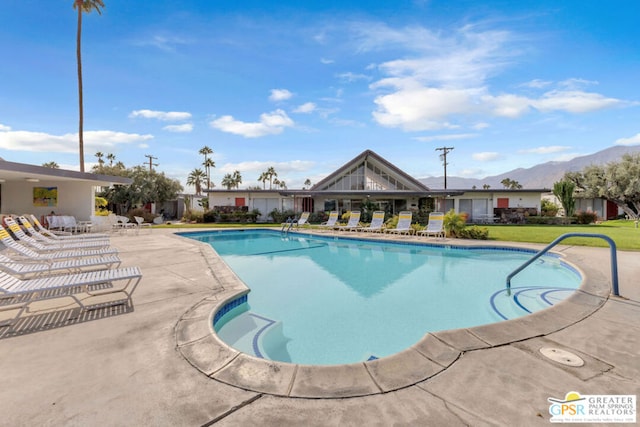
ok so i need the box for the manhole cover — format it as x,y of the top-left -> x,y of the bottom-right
539,347 -> 584,367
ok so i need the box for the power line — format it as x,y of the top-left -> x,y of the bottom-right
144,154 -> 158,172
435,146 -> 454,189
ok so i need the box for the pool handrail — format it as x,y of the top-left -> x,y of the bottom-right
506,233 -> 619,297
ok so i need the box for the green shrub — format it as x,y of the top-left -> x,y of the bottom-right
457,226 -> 489,240
269,209 -> 296,223
575,210 -> 598,224
203,210 -> 217,223
443,209 -> 466,237
182,211 -> 204,223
541,199 -> 559,217
126,208 -> 155,222
310,211 -> 329,224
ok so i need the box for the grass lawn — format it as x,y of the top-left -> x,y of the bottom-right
158,219 -> 640,251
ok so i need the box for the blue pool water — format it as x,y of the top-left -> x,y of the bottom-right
181,230 -> 582,365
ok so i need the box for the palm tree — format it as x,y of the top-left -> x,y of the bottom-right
95,151 -> 104,166
303,178 -> 312,189
199,146 -> 214,189
265,166 -> 278,189
42,161 -> 60,168
232,170 -> 242,189
73,0 -> 104,172
187,168 -> 206,195
106,153 -> 116,166
258,172 -> 268,189
221,173 -> 234,190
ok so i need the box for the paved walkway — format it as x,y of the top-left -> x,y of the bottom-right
1,228 -> 638,426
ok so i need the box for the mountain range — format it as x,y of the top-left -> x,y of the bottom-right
419,145 -> 640,190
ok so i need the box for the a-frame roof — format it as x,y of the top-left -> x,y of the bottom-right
311,150 -> 430,193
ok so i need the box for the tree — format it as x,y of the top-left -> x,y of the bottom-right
553,180 -> 576,217
221,173 -> 234,190
199,146 -> 214,190
99,166 -> 182,214
258,172 -> 268,189
260,166 -> 278,189
566,153 -> 640,220
187,168 -> 206,195
95,151 -> 104,166
106,153 -> 116,166
42,161 -> 60,168
482,184 -> 491,189
303,178 -> 312,190
73,0 -> 104,172
501,178 -> 522,189
232,170 -> 242,189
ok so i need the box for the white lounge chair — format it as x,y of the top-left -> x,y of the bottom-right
0,226 -> 118,259
30,215 -> 108,239
385,211 -> 414,235
358,211 -> 385,233
334,211 -> 361,231
417,212 -> 445,239
19,216 -> 110,245
4,218 -> 111,250
293,212 -> 310,228
318,211 -> 339,230
0,253 -> 121,278
0,266 -> 142,326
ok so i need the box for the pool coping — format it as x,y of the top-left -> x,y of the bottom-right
174,228 -> 611,398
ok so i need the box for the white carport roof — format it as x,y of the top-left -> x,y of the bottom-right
0,158 -> 132,185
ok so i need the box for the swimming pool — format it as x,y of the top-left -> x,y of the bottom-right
181,230 -> 581,365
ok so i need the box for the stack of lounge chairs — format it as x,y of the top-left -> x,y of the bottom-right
0,214 -> 142,328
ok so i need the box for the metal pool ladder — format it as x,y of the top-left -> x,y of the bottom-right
281,217 -> 294,236
506,233 -> 619,297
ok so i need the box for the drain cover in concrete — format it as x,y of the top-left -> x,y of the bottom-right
539,347 -> 584,367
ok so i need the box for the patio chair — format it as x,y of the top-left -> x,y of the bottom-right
4,218 -> 111,251
0,252 -> 121,279
358,211 -> 385,233
317,211 -> 339,230
30,215 -> 109,239
0,226 -> 118,260
0,265 -> 142,326
334,211 -> 362,231
113,215 -> 136,234
385,211 -> 414,235
19,216 -> 110,245
417,212 -> 445,239
133,216 -> 152,234
293,212 -> 310,228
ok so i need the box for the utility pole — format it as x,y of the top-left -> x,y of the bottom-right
144,154 -> 158,172
435,147 -> 454,189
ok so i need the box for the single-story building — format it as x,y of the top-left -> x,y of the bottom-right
0,158 -> 132,221
207,150 -> 551,223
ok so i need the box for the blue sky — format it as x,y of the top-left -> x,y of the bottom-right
1,0 -> 639,190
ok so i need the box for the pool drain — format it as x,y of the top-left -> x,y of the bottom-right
539,347 -> 584,367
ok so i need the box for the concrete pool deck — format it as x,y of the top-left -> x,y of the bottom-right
0,228 -> 638,425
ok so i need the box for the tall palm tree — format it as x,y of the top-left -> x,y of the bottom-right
95,151 -> 104,166
73,0 -> 104,172
258,172 -> 268,189
187,168 -> 206,195
42,161 -> 60,168
265,166 -> 278,189
106,152 -> 116,166
199,146 -> 214,189
232,170 -> 242,189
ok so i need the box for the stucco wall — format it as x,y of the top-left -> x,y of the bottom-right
2,181 -> 95,220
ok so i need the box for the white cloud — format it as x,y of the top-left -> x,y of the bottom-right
210,109 -> 294,138
458,168 -> 485,178
293,102 -> 317,114
132,34 -> 192,52
414,133 -> 477,142
615,133 -> 640,146
130,109 -> 192,121
472,152 -> 501,161
269,89 -> 293,102
483,93 -> 532,118
0,124 -> 11,131
532,90 -> 625,113
320,58 -> 334,64
0,128 -> 153,153
520,79 -> 553,89
336,72 -> 371,83
519,145 -> 571,154
162,123 -> 193,133
472,122 -> 490,130
558,78 -> 598,90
